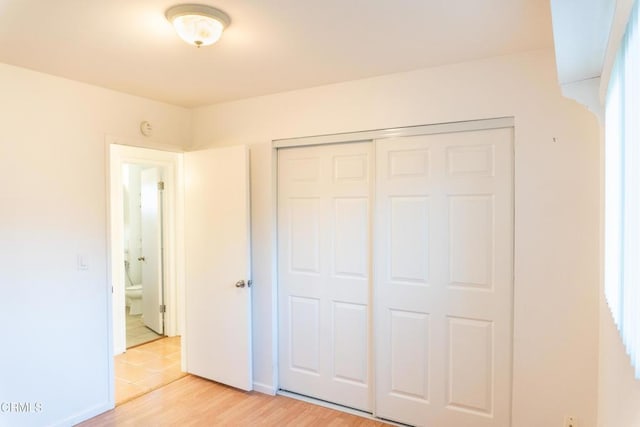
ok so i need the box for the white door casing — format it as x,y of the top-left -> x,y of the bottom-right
278,142 -> 373,411
374,128 -> 514,426
140,167 -> 164,334
184,145 -> 253,391
108,142 -> 181,356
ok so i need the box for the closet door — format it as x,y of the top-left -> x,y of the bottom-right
374,128 -> 514,427
278,142 -> 373,411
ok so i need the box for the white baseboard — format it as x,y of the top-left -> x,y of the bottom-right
253,382 -> 277,395
52,401 -> 113,427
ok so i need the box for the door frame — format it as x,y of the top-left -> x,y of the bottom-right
105,136 -> 185,359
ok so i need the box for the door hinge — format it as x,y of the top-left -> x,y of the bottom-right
248,279 -> 252,288
160,304 -> 167,313
158,181 -> 165,191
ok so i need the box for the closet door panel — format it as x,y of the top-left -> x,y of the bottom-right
278,142 -> 373,411
375,128 -> 514,427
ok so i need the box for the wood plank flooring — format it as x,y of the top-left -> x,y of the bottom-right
80,375 -> 389,426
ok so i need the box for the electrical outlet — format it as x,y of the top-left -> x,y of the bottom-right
565,416 -> 577,427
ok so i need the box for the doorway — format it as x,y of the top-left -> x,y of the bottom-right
108,143 -> 184,356
122,163 -> 165,347
108,142 -> 186,406
107,141 -> 254,407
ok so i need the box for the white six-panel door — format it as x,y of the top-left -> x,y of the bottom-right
278,142 -> 373,411
374,128 -> 513,426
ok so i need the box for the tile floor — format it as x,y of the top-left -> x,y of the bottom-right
115,336 -> 186,405
126,307 -> 162,348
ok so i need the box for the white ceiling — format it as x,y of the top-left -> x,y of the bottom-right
0,0 -> 554,107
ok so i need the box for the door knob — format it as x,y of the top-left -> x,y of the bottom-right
235,280 -> 246,288
137,256 -> 146,262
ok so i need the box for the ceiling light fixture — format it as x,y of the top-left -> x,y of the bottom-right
165,4 -> 230,48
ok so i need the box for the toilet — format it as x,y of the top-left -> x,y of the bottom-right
125,285 -> 143,315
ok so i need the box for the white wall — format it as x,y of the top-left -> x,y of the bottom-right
0,62 -> 190,426
0,48 -> 601,426
192,49 -> 601,426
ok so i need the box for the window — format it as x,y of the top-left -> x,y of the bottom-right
605,0 -> 640,377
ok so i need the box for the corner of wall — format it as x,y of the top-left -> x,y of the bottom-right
560,78 -> 604,123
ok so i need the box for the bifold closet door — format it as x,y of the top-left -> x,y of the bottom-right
374,128 -> 514,427
278,142 -> 373,411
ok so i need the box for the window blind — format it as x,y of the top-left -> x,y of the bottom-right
605,0 -> 640,378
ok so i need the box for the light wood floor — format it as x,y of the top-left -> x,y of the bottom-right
81,375 -> 390,426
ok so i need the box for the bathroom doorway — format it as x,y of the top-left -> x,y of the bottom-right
107,141 -> 253,405
122,163 -> 165,347
109,142 -> 184,357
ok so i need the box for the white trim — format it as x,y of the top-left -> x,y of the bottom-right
368,142 -> 377,416
270,146 -> 280,393
51,402 -> 113,427
253,382 -> 277,396
106,134 -> 185,153
273,117 -> 514,148
103,137 -> 116,408
106,137 -> 185,357
108,143 -> 126,355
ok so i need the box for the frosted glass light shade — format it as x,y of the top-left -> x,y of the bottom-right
166,4 -> 230,47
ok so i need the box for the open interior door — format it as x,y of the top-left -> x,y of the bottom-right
184,145 -> 253,391
140,167 -> 164,335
